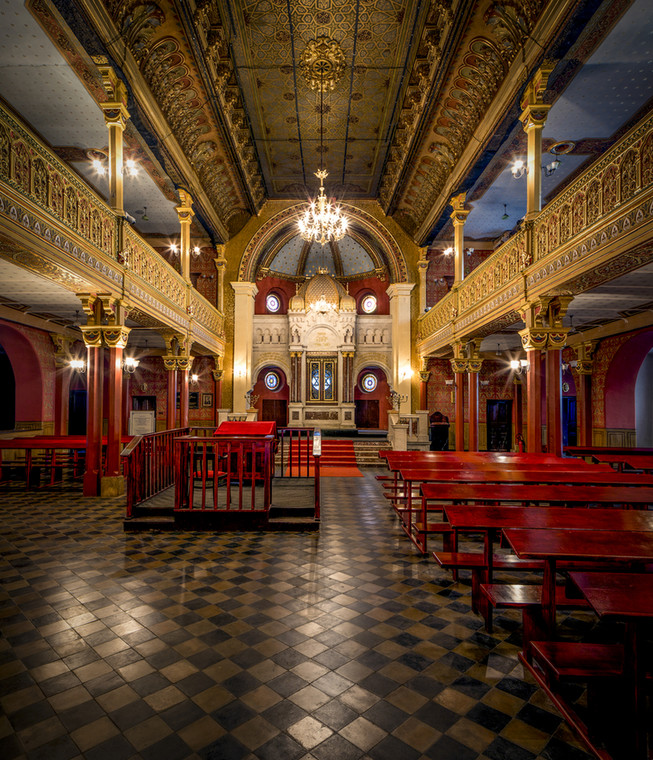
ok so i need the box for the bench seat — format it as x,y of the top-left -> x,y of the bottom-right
481,583 -> 590,610
530,641 -> 624,680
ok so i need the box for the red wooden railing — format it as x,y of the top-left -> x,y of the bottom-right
175,434 -> 275,512
277,427 -> 314,478
122,428 -> 190,517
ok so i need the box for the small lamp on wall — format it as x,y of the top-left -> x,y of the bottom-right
69,358 -> 86,373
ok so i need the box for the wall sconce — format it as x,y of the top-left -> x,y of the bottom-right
70,358 -> 86,373
400,367 -> 414,382
443,247 -> 454,256
170,243 -> 202,257
235,365 -> 246,379
122,356 -> 140,374
87,150 -> 139,178
190,373 -> 199,385
510,358 -> 529,374
511,159 -> 526,179
561,362 -> 570,372
543,158 -> 560,177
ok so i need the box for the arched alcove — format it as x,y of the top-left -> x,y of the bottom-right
0,323 -> 43,428
0,343 -> 16,430
635,347 -> 653,446
604,329 -> 653,444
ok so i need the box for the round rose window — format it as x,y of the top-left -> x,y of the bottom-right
361,373 -> 377,392
266,293 -> 280,313
264,371 -> 280,391
361,294 -> 377,313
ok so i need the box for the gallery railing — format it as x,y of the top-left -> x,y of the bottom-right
418,109 -> 653,353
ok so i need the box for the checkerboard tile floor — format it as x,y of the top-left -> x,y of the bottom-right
0,472 -> 596,760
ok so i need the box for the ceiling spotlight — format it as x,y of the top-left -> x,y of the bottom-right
501,204 -> 509,220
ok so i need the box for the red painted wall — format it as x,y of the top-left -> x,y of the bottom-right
254,277 -> 296,314
604,330 -> 653,429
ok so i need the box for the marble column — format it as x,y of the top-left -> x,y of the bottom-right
231,281 -> 259,413
164,356 -> 178,429
80,328 -> 103,497
451,357 -> 467,451
546,347 -> 563,457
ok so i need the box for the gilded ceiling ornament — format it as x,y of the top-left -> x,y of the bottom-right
299,37 -> 346,92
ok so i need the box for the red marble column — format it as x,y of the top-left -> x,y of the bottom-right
105,344 -> 124,478
419,371 -> 430,410
577,371 -> 592,446
513,379 -> 524,450
526,349 -> 542,453
166,359 -> 177,430
212,368 -> 223,427
123,374 -> 131,435
546,348 -> 563,456
179,366 -> 190,429
468,370 -> 479,451
454,370 -> 466,451
83,342 -> 103,496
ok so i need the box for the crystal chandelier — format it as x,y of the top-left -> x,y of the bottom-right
297,39 -> 349,246
298,169 -> 348,245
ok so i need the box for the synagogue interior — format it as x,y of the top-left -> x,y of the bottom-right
1,0 -> 653,758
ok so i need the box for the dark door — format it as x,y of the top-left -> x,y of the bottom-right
355,400 -> 379,429
0,345 -> 15,431
563,397 -> 577,447
486,400 -> 512,451
262,399 -> 287,427
68,389 -> 87,435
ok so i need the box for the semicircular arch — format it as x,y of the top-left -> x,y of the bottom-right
239,203 -> 408,284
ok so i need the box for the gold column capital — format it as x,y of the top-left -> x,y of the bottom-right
519,63 -> 555,130
163,356 -> 178,372
419,371 -> 431,383
211,369 -> 224,382
450,358 -> 467,374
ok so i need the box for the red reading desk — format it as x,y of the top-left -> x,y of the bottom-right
503,528 -> 653,638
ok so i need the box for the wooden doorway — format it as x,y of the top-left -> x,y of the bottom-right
262,399 -> 287,427
486,400 -> 512,451
355,400 -> 379,429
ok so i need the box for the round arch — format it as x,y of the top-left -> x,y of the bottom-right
238,203 -> 409,284
0,323 -> 43,426
604,329 -> 653,434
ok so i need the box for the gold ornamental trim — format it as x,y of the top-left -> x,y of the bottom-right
300,37 -> 346,92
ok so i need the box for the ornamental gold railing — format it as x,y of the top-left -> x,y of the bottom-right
0,101 -> 224,350
418,109 -> 653,350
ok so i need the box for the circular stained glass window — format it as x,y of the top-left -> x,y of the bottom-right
264,371 -> 280,391
266,293 -> 280,313
361,373 -> 377,392
361,294 -> 377,313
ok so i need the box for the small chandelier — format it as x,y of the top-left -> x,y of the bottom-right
297,38 -> 349,246
298,169 -> 348,246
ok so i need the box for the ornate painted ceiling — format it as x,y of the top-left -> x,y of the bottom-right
8,0 -> 650,249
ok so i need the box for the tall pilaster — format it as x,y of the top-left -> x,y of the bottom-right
574,341 -> 597,447
450,193 -> 470,284
231,281 -> 259,413
211,356 -> 224,425
519,65 -> 554,220
387,283 -> 415,410
214,246 -> 227,312
98,65 -> 130,215
103,325 -> 130,490
51,334 -> 74,436
176,190 -> 195,283
417,247 -> 429,313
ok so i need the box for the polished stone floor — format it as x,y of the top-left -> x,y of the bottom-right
0,472 -> 595,760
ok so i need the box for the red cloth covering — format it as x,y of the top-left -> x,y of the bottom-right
214,421 -> 277,437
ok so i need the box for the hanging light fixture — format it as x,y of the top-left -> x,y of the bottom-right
297,37 -> 348,246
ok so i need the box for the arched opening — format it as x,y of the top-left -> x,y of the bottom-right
635,347 -> 653,446
604,330 -> 653,446
0,323 -> 43,429
354,367 -> 390,430
253,366 -> 289,427
0,343 -> 16,431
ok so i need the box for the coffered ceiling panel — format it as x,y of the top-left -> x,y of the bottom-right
225,0 -> 426,198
